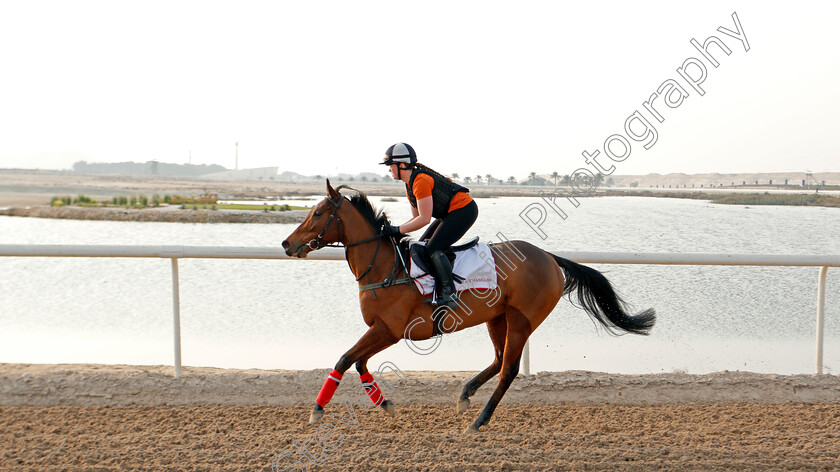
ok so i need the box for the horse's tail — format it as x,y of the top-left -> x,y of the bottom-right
552,254 -> 656,336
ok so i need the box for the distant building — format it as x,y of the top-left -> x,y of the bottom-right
199,167 -> 279,181
72,160 -> 226,177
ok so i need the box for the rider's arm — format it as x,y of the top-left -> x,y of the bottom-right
397,196 -> 432,233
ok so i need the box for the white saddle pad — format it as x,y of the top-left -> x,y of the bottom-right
409,241 -> 498,296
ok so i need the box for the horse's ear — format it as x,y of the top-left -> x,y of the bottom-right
326,178 -> 340,200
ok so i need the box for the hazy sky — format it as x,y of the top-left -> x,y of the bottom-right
1,1 -> 837,179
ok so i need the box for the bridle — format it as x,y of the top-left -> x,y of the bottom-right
308,193 -> 395,283
308,194 -> 346,251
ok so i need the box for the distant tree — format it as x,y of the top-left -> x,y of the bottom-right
384,173 -> 391,181
360,176 -> 368,182
485,174 -> 493,185
629,181 -> 639,188
452,173 -> 460,181
474,175 -> 483,184
529,172 -> 537,184
551,171 -> 559,186
315,174 -> 323,181
508,176 -> 516,185
594,173 -> 604,187
606,177 -> 615,186
571,173 -> 593,189
463,176 -> 472,184
561,174 -> 571,186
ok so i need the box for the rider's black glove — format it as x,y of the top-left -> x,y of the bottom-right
381,223 -> 401,237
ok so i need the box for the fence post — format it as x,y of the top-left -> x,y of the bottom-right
171,258 -> 182,379
522,339 -> 531,376
815,266 -> 828,375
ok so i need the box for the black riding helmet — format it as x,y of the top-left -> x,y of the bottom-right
381,143 -> 417,166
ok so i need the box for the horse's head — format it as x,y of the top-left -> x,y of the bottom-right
282,180 -> 346,258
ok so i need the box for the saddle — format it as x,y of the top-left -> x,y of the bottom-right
404,236 -> 480,283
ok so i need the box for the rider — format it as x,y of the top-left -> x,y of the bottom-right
380,143 -> 478,308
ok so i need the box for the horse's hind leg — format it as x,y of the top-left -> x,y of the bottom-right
309,319 -> 397,425
457,315 -> 507,414
465,307 -> 531,433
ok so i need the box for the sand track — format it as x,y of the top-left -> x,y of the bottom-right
2,404 -> 840,471
2,364 -> 840,470
3,364 -> 840,407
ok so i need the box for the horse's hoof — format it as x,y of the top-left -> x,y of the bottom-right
456,398 -> 470,414
309,405 -> 324,425
464,424 -> 481,434
380,399 -> 396,417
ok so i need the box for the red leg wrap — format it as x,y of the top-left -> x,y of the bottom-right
360,371 -> 384,406
315,369 -> 343,407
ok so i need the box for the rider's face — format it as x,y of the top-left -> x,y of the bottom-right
389,164 -> 400,180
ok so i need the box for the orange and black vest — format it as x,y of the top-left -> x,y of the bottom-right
406,168 -> 470,219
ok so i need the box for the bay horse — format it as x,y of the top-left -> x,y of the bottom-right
281,180 -> 655,433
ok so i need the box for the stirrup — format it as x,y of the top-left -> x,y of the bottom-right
432,292 -> 460,310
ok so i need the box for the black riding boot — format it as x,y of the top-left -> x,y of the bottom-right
429,250 -> 458,309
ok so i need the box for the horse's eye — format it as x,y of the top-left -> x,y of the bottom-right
313,211 -> 322,217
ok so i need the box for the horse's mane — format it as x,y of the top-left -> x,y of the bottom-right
335,185 -> 407,238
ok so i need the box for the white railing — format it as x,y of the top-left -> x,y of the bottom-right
1,244 -> 836,377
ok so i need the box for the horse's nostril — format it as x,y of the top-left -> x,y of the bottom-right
281,240 -> 290,249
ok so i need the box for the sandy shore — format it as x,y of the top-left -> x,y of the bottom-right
0,171 -> 348,223
2,364 -> 840,471
0,205 -> 311,224
0,171 -> 543,208
0,171 -> 540,223
5,171 -> 837,225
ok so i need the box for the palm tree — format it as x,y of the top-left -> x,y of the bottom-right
485,174 -> 494,185
452,173 -> 460,182
463,176 -> 472,184
561,174 -> 571,186
573,173 -> 592,188
508,176 -> 516,185
551,171 -> 559,186
594,173 -> 604,187
529,172 -> 537,185
475,175 -> 483,184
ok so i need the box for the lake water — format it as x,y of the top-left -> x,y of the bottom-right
1,195 -> 838,375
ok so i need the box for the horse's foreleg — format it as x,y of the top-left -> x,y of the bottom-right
310,319 -> 397,425
353,358 -> 396,418
465,308 -> 531,433
457,315 -> 507,414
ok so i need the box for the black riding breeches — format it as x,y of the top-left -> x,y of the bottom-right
420,200 -> 478,254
